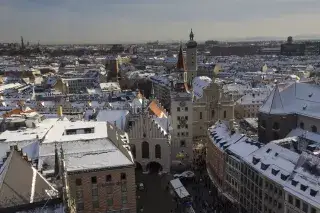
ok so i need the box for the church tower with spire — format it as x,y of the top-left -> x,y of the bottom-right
186,29 -> 198,84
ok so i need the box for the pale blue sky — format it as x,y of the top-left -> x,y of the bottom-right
1,0 -> 320,44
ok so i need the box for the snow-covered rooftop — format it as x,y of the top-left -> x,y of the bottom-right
39,138 -> 133,173
96,110 -> 129,130
192,76 -> 212,100
260,82 -> 320,118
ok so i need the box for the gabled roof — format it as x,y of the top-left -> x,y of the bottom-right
149,100 -> 167,118
0,149 -> 57,208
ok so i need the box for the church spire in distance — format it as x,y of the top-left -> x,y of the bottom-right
176,43 -> 185,71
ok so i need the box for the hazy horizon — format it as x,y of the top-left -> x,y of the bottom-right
1,0 -> 320,44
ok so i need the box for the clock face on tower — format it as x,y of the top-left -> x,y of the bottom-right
178,116 -> 187,128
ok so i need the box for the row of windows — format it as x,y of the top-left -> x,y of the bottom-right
288,194 -> 317,213
76,196 -> 128,211
177,107 -> 188,112
265,181 -> 283,196
177,132 -> 189,137
261,120 -> 318,133
75,173 -> 127,186
299,122 -> 318,133
141,142 -> 161,159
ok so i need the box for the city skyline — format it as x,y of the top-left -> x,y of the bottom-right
1,0 -> 320,44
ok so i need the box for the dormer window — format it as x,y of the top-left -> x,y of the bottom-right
300,184 -> 308,191
271,169 -> 280,176
303,104 -> 307,110
252,157 -> 260,165
310,189 -> 318,197
266,148 -> 271,153
261,163 -> 270,170
280,174 -> 289,181
291,180 -> 298,187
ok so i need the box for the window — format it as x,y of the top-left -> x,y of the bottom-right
142,141 -> 149,158
186,124 -> 188,129
311,125 -> 317,133
300,122 -> 304,129
200,112 -> 203,119
155,144 -> 161,159
121,173 -> 126,180
76,202 -> 84,211
76,189 -> 83,201
76,178 -> 82,186
302,202 -> 308,213
106,175 -> 112,182
107,198 -> 113,206
288,195 -> 293,204
185,116 -> 188,120
223,110 -> 227,119
295,198 -> 300,208
92,200 -> 99,208
185,107 -> 188,111
122,196 -> 127,204
177,107 -> 180,112
180,140 -> 186,147
278,203 -> 282,209
261,120 -> 266,128
311,207 -> 316,213
121,183 -> 127,192
91,176 -> 97,184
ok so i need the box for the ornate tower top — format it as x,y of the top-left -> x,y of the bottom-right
189,29 -> 194,41
186,29 -> 197,48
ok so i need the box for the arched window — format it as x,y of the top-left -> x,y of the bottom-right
155,144 -> 161,159
142,141 -> 149,159
299,122 -> 304,129
273,122 -> 280,130
130,144 -> 136,159
223,110 -> 227,119
311,125 -> 317,133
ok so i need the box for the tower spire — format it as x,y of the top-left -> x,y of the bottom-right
176,43 -> 185,71
189,29 -> 194,41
